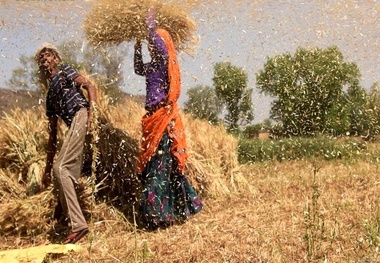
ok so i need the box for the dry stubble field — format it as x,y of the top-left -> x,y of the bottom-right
0,160 -> 379,262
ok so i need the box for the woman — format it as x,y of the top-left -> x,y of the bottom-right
134,9 -> 202,230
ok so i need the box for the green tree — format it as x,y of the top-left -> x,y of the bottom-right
212,61 -> 254,132
184,85 -> 221,124
323,92 -> 350,136
242,123 -> 262,138
364,82 -> 380,137
6,55 -> 40,90
256,46 -> 361,136
346,84 -> 369,136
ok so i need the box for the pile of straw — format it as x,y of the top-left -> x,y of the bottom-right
0,108 -> 53,197
0,169 -> 26,202
0,108 -> 47,178
0,191 -> 53,235
84,0 -> 197,52
82,74 -> 142,220
183,115 -> 249,197
93,115 -> 141,219
0,177 -> 115,237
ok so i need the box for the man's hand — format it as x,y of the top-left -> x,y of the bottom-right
42,116 -> 57,190
41,170 -> 52,190
73,74 -> 97,132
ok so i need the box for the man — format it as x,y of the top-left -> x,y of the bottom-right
35,42 -> 97,244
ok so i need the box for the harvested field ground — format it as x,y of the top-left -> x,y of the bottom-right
0,160 -> 379,262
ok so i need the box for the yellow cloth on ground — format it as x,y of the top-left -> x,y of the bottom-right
0,244 -> 83,263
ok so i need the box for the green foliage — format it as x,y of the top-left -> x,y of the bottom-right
256,46 -> 362,136
237,136 -> 367,163
345,84 -> 370,136
364,82 -> 380,137
212,61 -> 254,132
323,93 -> 351,136
184,85 -> 221,124
6,55 -> 40,90
241,123 -> 263,138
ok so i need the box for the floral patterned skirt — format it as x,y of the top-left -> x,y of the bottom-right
139,131 -> 202,230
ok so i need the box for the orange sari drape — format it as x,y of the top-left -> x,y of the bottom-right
137,29 -> 188,174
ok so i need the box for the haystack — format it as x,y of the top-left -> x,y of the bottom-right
0,190 -> 53,235
91,114 -> 141,219
0,108 -> 47,181
0,169 -> 26,202
0,177 -> 130,237
84,0 -> 197,52
183,115 -> 250,197
80,73 -> 141,220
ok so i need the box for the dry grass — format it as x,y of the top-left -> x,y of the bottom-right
0,91 -> 379,261
1,160 -> 378,262
84,0 -> 198,53
0,107 -> 47,173
0,191 -> 53,236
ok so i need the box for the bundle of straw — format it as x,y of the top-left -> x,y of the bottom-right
0,169 -> 26,202
84,0 -> 197,52
183,114 -> 250,197
93,116 -> 141,219
0,179 -> 96,236
0,191 -> 54,235
0,108 -> 47,177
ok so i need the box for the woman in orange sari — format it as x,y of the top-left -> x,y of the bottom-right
134,8 -> 202,230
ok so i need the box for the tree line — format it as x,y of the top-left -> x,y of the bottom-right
7,42 -> 380,139
185,45 -> 380,139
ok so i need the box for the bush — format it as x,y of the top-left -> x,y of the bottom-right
238,136 -> 367,163
241,124 -> 262,138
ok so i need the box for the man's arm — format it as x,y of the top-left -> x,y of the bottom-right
73,74 -> 97,130
42,115 -> 58,189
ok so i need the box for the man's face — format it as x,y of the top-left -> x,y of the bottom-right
37,50 -> 59,77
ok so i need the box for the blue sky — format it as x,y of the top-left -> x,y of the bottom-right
0,0 -> 379,123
